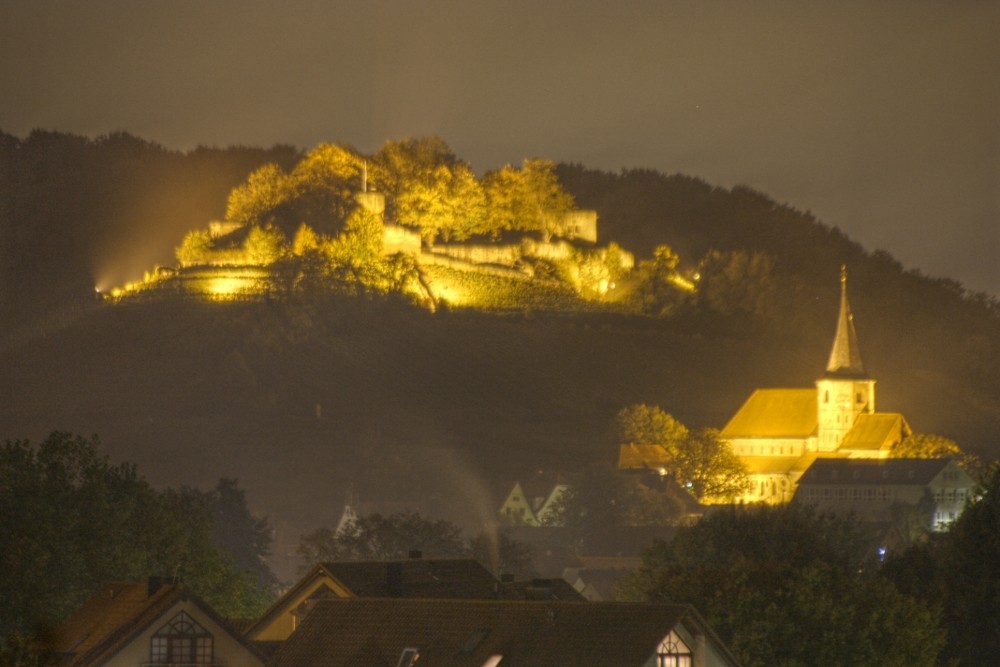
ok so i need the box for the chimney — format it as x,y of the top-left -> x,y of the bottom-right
147,576 -> 169,597
387,562 -> 404,597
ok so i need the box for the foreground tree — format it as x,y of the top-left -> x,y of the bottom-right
177,478 -> 279,595
622,505 -> 943,667
884,463 -> 1000,665
0,433 -> 271,639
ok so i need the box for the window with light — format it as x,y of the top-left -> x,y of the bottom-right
150,612 -> 213,665
657,630 -> 692,667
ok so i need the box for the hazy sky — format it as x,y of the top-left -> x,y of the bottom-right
2,1 -> 997,296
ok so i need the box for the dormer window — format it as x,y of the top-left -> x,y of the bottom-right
150,612 -> 213,665
656,630 -> 692,667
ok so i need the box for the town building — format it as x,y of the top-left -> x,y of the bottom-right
246,558 -> 583,642
50,579 -> 265,667
266,597 -> 741,667
794,457 -> 974,532
497,473 -> 568,526
719,267 -> 912,504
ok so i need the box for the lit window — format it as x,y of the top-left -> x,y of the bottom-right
657,630 -> 692,667
150,612 -> 213,665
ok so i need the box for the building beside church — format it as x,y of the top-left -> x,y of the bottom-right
793,457 -> 974,533
720,268 -> 911,504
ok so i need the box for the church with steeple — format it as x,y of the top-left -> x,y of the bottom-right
719,267 -> 911,504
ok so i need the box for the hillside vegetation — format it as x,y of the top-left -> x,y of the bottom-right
1,130 -> 998,545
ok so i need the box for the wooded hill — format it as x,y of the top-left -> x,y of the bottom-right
2,131 -> 998,550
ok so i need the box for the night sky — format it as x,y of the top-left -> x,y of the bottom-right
2,1 -> 997,296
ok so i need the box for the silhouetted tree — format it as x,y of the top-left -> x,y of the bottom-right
621,505 -> 942,667
0,433 -> 271,639
297,512 -> 466,566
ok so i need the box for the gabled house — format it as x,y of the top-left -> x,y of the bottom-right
498,473 -> 568,526
794,457 -> 974,532
246,558 -> 581,642
50,579 -> 265,667
267,598 -> 742,667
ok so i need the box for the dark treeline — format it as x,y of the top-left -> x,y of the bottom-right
0,130 -> 299,324
558,163 -> 1000,417
2,131 -> 999,456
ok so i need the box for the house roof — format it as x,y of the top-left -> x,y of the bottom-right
840,413 -> 911,452
50,581 -> 263,667
267,598 -> 741,667
721,389 -> 818,439
247,558 -> 533,639
617,444 -> 672,469
797,458 -> 965,486
499,578 -> 585,601
320,559 -> 503,599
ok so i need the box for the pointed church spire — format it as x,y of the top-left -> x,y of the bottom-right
825,265 -> 868,378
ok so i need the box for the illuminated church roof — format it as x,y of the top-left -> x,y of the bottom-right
840,413 -> 911,453
825,266 -> 868,379
720,388 -> 819,439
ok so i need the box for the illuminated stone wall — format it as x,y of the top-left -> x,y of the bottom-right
560,210 -> 598,243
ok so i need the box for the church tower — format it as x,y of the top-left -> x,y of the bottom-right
815,267 -> 876,452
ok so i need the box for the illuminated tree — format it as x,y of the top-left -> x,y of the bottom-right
674,428 -> 751,501
892,433 -> 981,474
622,505 -> 943,667
372,137 -> 486,244
560,243 -> 632,299
224,162 -> 292,227
175,229 -> 214,266
291,223 -> 320,256
483,159 -> 574,240
288,143 -> 364,234
323,207 -> 383,267
243,224 -> 287,265
630,245 -> 690,316
616,404 -> 689,449
615,406 -> 747,501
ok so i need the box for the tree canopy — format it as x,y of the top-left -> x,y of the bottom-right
615,404 -> 749,501
621,504 -> 943,667
0,433 -> 273,639
883,463 -> 1000,665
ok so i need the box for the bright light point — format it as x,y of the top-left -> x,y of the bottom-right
208,277 -> 247,296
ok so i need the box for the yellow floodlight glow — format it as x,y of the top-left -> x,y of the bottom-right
207,277 -> 249,297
